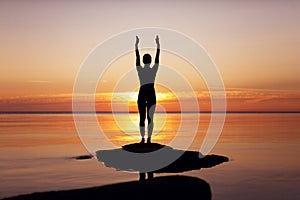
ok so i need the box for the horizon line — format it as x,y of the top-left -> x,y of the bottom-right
0,111 -> 299,114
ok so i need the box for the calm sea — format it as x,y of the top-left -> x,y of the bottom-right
0,113 -> 299,199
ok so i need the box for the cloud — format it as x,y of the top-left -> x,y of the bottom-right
27,80 -> 51,83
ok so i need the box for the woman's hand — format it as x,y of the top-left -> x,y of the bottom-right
155,35 -> 160,46
135,36 -> 139,46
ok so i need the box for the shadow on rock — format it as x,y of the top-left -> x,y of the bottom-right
96,143 -> 229,173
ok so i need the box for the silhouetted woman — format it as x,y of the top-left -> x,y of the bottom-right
135,35 -> 160,143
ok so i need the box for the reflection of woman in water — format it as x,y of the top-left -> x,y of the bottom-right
135,35 -> 160,144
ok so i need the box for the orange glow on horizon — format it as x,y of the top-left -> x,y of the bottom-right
0,88 -> 299,112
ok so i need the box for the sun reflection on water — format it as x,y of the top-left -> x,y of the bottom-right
98,113 -> 182,147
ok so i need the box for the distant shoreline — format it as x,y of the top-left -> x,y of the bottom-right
0,111 -> 299,114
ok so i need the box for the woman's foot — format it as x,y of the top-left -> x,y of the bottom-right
147,137 -> 151,143
140,138 -> 145,144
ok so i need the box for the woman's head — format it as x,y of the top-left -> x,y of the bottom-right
143,53 -> 152,64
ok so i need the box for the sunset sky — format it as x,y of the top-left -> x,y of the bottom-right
0,0 -> 299,112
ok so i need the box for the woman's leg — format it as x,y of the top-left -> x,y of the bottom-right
147,91 -> 156,142
146,103 -> 156,141
138,94 -> 146,142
